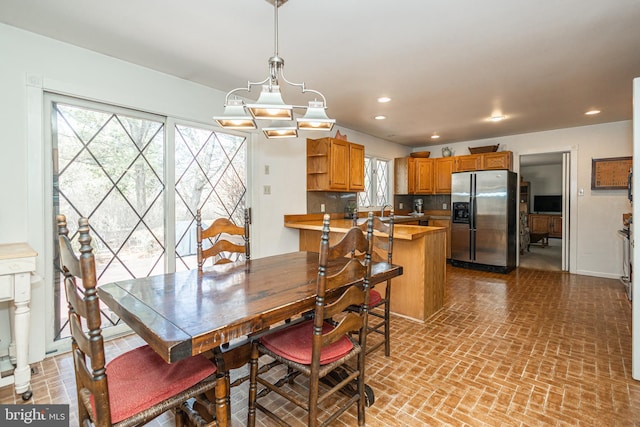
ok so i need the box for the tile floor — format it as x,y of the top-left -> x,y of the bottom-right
1,264 -> 638,426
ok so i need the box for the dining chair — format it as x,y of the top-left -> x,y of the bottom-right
196,208 -> 250,270
57,214 -> 226,427
356,210 -> 394,356
247,212 -> 374,427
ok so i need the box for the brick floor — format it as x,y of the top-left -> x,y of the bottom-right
1,265 -> 638,426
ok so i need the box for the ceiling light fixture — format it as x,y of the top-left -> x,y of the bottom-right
375,115 -> 387,120
585,109 -> 601,115
214,0 -> 335,138
431,133 -> 440,139
489,115 -> 506,122
377,97 -> 391,103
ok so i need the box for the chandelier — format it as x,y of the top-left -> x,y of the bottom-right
213,0 -> 335,139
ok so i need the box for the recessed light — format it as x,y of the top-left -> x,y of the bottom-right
375,115 -> 386,120
585,109 -> 601,115
377,97 -> 391,103
489,115 -> 506,122
431,133 -> 440,139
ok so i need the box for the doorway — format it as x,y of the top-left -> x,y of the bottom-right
518,152 -> 569,272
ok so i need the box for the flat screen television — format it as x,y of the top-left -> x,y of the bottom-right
533,195 -> 562,213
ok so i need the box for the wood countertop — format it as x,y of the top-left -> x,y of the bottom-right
284,216 -> 446,241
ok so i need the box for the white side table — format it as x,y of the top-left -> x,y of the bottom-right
0,242 -> 36,400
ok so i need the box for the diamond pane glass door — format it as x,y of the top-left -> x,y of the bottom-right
52,100 -> 165,340
174,125 -> 247,271
375,160 -> 389,206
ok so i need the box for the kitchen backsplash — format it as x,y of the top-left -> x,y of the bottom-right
394,194 -> 451,212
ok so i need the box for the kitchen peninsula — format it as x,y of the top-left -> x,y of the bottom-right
284,214 -> 446,321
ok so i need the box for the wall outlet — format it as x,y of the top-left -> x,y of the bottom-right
263,185 -> 271,195
399,202 -> 404,209
320,204 -> 325,212
442,203 -> 447,210
264,164 -> 270,175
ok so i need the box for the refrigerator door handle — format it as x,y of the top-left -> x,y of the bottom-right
469,174 -> 475,230
469,173 -> 476,261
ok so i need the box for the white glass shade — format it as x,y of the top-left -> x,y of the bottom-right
296,101 -> 335,131
262,120 -> 298,138
247,85 -> 293,120
213,99 -> 256,129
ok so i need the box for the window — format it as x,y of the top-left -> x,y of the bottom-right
48,94 -> 247,343
358,157 -> 390,208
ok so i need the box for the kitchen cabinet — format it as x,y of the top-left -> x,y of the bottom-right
529,214 -> 562,238
482,151 -> 512,170
394,157 -> 416,194
434,157 -> 454,194
307,137 -> 365,191
395,151 -> 512,195
348,143 -> 365,191
415,158 -> 434,194
394,157 -> 434,194
454,154 -> 482,172
454,151 -> 513,173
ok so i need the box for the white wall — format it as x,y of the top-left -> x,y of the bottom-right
0,23 -> 410,361
421,120 -> 633,278
521,164 -> 563,199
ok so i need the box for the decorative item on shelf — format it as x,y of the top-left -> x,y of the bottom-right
213,0 -> 335,139
410,151 -> 431,158
468,144 -> 499,154
442,147 -> 452,157
335,130 -> 347,140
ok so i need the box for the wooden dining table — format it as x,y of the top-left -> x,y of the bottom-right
97,250 -> 402,425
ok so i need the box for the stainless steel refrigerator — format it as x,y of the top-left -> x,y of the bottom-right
451,170 -> 517,272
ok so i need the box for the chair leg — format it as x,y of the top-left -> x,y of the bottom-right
384,280 -> 391,357
247,342 -> 259,427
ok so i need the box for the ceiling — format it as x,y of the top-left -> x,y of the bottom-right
2,0 -> 640,147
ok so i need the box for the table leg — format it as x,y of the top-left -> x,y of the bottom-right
12,272 -> 32,399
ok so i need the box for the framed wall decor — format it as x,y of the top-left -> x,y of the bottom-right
591,156 -> 632,190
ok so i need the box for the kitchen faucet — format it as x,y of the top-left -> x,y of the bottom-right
380,204 -> 393,217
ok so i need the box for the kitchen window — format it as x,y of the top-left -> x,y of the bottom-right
358,157 -> 390,208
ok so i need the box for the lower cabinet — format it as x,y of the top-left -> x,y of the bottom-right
528,214 -> 562,238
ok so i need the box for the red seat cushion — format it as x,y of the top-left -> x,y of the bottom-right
369,289 -> 383,306
260,320 -> 354,365
100,345 -> 217,423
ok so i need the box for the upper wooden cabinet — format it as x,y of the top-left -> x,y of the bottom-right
434,157 -> 454,194
394,157 -> 416,194
454,154 -> 482,172
348,143 -> 365,191
307,137 -> 365,192
453,151 -> 513,172
395,152 -> 512,195
415,158 -> 434,194
481,151 -> 512,170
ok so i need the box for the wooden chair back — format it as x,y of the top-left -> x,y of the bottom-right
57,214 -> 112,426
353,210 -> 395,356
197,208 -> 250,270
308,213 -> 374,420
356,211 -> 394,263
